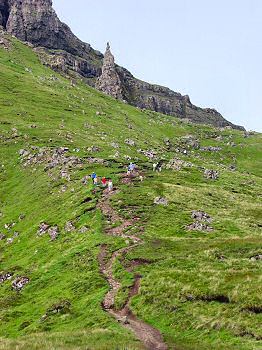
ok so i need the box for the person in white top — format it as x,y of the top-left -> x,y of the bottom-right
108,179 -> 113,191
153,163 -> 157,172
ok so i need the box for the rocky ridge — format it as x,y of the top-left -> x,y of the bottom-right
0,0 -> 244,130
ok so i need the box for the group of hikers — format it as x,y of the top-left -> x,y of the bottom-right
91,172 -> 113,191
89,161 -> 163,191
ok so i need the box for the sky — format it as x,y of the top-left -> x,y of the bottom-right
53,0 -> 262,131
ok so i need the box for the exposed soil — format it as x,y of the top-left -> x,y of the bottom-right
97,176 -> 168,350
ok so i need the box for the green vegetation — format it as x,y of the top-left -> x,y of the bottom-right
0,34 -> 261,349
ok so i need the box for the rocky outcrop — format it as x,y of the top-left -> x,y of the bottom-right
95,43 -> 123,100
116,67 -> 243,129
1,0 -> 102,78
1,0 -> 245,130
0,0 -> 9,28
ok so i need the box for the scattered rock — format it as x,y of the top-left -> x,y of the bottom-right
85,157 -> 107,165
80,176 -> 89,185
229,165 -> 237,171
154,197 -> 169,205
12,277 -> 30,291
19,149 -> 30,157
117,315 -> 129,324
137,149 -> 157,160
79,226 -> 89,234
166,158 -> 193,171
64,221 -> 75,232
175,147 -> 190,156
38,223 -> 50,236
87,146 -> 100,153
48,226 -> 59,241
164,138 -> 171,147
0,272 -> 13,284
47,300 -> 71,315
60,185 -> 68,192
180,135 -> 200,149
83,123 -> 94,129
20,148 -> 82,180
40,314 -> 48,322
125,139 -> 136,146
111,142 -> 119,149
192,211 -> 212,223
186,222 -> 213,232
200,146 -> 222,152
60,169 -> 70,181
250,255 -> 262,261
0,233 -> 6,240
204,169 -> 219,180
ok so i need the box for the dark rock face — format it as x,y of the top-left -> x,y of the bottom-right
1,0 -> 245,130
0,0 -> 9,28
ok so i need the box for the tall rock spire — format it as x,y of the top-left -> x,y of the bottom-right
95,42 -> 123,100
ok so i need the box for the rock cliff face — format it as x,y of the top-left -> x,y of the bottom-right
0,0 -> 102,78
0,0 -> 9,28
0,0 -> 244,130
95,43 -> 123,100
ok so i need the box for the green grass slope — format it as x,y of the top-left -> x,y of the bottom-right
0,33 -> 262,350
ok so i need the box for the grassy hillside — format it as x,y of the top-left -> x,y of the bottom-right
0,32 -> 262,350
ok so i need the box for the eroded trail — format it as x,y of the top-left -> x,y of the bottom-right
97,176 -> 168,350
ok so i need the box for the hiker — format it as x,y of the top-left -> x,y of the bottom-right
93,177 -> 98,187
156,161 -> 162,172
129,162 -> 135,174
108,179 -> 113,191
153,163 -> 157,172
91,172 -> 97,181
101,177 -> 107,188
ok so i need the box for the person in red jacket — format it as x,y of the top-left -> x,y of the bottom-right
101,177 -> 107,188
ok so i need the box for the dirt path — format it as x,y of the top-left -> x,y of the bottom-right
97,176 -> 168,350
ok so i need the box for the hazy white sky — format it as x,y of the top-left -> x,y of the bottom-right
53,0 -> 262,131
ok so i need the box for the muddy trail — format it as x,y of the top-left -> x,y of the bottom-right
97,175 -> 168,350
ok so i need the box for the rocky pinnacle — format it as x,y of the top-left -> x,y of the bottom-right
95,43 -> 124,100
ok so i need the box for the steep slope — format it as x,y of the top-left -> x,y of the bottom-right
0,0 -> 244,130
0,31 -> 262,350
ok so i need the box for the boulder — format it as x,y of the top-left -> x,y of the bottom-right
12,276 -> 30,291
0,233 -> 6,240
200,146 -> 222,152
250,255 -> 262,261
38,222 -> 50,236
125,139 -> 136,146
186,222 -> 213,232
48,226 -> 59,241
64,221 -> 75,233
0,272 -> 13,284
154,197 -> 169,206
192,211 -> 212,223
204,169 -> 220,180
